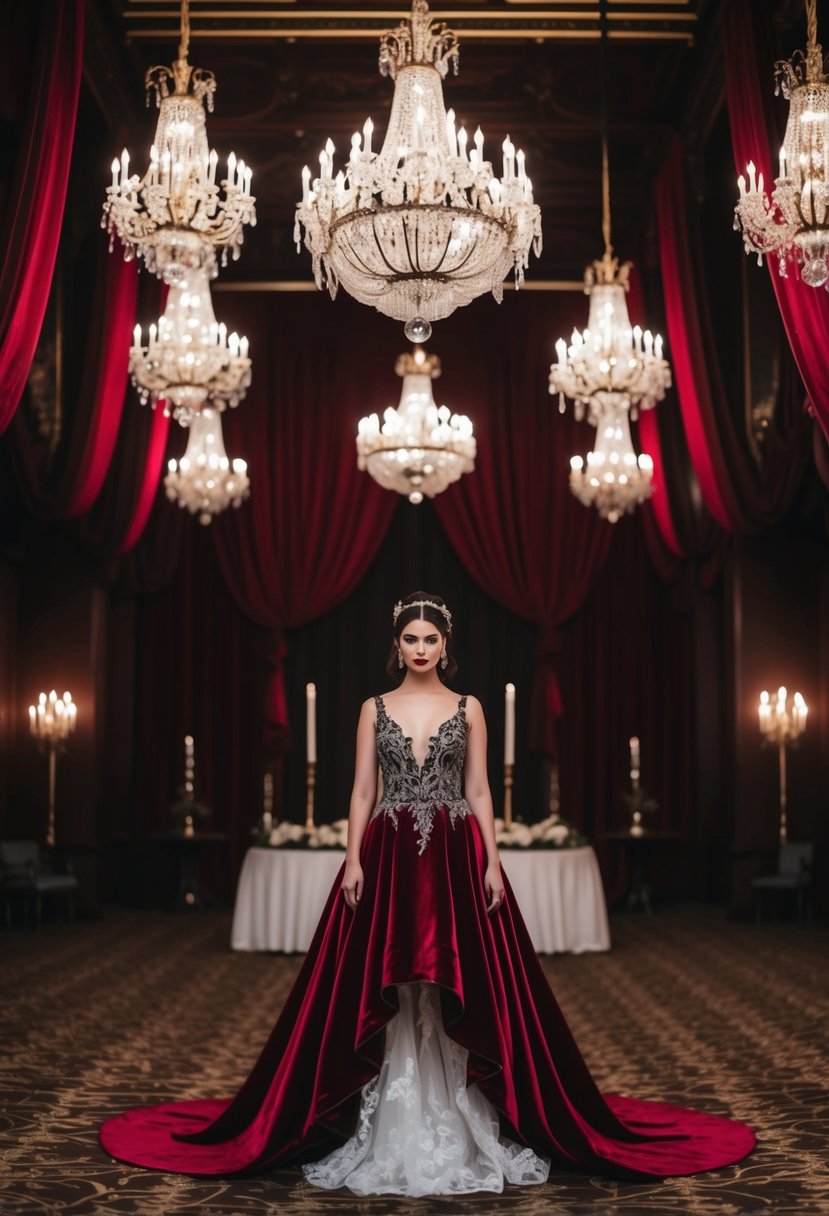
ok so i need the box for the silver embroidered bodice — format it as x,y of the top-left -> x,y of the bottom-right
371,695 -> 472,854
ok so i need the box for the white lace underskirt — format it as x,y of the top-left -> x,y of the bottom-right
302,983 -> 550,1196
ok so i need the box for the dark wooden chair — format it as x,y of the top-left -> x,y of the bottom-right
752,842 -> 813,924
0,840 -> 79,928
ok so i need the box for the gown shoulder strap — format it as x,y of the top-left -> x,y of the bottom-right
458,695 -> 468,716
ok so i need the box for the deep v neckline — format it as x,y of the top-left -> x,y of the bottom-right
378,696 -> 463,773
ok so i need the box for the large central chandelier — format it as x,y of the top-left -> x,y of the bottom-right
569,401 -> 654,523
102,0 -> 256,284
734,0 -> 829,289
295,0 -> 541,341
165,407 -> 250,524
356,346 -> 475,502
129,267 -> 251,424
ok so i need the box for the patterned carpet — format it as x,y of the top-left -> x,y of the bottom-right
1,905 -> 827,1216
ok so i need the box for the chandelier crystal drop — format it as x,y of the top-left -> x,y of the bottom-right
356,346 -> 475,503
102,0 -> 256,284
549,249 -> 671,424
734,0 -> 829,289
569,403 -> 654,524
295,0 -> 541,337
129,267 -> 252,424
164,407 -> 250,524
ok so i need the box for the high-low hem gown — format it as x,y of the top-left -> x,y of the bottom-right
99,695 -> 755,1192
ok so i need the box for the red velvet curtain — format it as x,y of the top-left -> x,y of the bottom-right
0,0 -> 84,432
655,140 -> 810,532
432,292 -> 614,757
210,293 -> 401,749
723,0 -> 829,443
10,247 -> 139,519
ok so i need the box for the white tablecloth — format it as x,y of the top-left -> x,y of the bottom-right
231,844 -> 610,954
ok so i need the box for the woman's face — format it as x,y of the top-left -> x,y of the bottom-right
397,617 -> 444,673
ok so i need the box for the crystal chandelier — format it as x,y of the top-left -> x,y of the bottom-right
356,346 -> 475,503
734,0 -> 829,289
102,0 -> 256,284
164,407 -> 250,524
569,402 -> 654,523
295,0 -> 541,342
130,267 -> 251,424
549,147 -> 671,425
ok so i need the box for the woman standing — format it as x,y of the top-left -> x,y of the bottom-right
100,592 -> 755,1194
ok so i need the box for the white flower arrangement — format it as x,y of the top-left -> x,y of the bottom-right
261,819 -> 349,850
494,814 -> 588,850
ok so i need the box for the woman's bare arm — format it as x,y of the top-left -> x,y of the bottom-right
342,699 -> 378,909
463,696 -> 505,913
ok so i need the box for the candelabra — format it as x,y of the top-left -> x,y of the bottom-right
295,0 -> 541,341
28,691 -> 77,849
357,347 -> 475,503
102,0 -> 256,284
734,0 -> 829,290
758,687 -> 808,844
130,269 -> 251,422
164,407 -> 250,524
568,401 -> 654,523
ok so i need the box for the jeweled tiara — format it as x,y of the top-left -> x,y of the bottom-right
393,599 -> 453,633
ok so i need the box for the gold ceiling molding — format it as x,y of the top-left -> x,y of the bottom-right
124,3 -> 697,43
211,279 -> 585,291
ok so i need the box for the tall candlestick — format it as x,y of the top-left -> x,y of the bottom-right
629,735 -> 640,787
504,683 -> 516,765
306,683 -> 317,763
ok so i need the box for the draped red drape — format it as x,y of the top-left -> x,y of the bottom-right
723,0 -> 829,443
0,0 -> 84,431
655,140 -> 810,532
9,244 -> 146,521
210,294 -> 400,750
432,293 -> 614,757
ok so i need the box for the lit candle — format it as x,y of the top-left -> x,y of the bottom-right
457,126 -> 468,162
758,689 -> 771,733
446,108 -> 458,157
111,158 -> 119,189
363,117 -> 373,156
306,682 -> 317,764
208,148 -> 217,185
747,160 -> 757,193
133,323 -> 141,349
505,683 -> 515,766
29,705 -> 36,735
474,126 -> 484,162
301,164 -> 311,205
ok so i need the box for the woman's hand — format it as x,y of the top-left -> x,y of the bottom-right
485,861 -> 504,915
342,860 -> 364,911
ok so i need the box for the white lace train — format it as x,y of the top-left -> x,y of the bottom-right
302,984 -> 550,1196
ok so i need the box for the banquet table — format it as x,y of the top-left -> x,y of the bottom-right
231,844 -> 610,954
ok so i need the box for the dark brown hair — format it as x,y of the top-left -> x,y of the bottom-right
386,591 -> 458,684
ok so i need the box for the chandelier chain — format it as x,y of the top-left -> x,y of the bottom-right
178,0 -> 191,63
599,0 -> 612,256
807,0 -> 817,52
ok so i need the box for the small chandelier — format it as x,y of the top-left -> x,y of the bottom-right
569,402 -> 654,523
356,346 -> 475,503
130,267 -> 251,423
549,148 -> 671,424
295,0 -> 541,342
165,407 -> 250,524
102,0 -> 256,284
734,0 -> 829,289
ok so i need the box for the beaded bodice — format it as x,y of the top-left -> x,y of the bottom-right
371,694 -> 471,854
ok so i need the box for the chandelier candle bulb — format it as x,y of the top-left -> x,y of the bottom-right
505,684 -> 516,766
363,117 -> 373,156
306,683 -> 317,765
457,126 -> 468,161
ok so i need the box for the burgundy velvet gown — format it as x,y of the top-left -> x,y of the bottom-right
99,695 -> 755,1188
